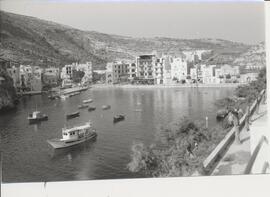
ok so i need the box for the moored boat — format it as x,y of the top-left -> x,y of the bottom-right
113,114 -> 125,123
66,111 -> 80,119
28,111 -> 48,124
60,95 -> 69,100
216,109 -> 229,120
47,121 -> 97,149
88,106 -> 96,112
78,104 -> 89,109
83,99 -> 93,104
102,105 -> 111,110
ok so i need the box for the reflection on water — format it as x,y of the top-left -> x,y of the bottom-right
0,87 -> 234,182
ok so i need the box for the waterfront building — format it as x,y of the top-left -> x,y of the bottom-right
127,61 -> 136,81
201,64 -> 217,84
43,67 -> 60,86
6,65 -> 20,90
76,62 -> 93,85
162,55 -> 173,85
171,57 -> 187,82
155,57 -> 164,84
105,61 -> 129,84
135,54 -> 156,84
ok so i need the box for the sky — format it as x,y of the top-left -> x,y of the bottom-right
0,0 -> 265,44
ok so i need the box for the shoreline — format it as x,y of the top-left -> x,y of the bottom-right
92,83 -> 243,89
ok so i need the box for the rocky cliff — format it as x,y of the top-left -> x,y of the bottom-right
0,67 -> 17,112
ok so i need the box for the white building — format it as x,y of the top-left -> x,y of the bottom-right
171,57 -> 187,82
201,64 -> 217,84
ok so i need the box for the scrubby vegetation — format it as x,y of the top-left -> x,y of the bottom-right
128,118 -> 227,177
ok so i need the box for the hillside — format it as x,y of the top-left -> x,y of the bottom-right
233,42 -> 266,69
0,11 -> 253,70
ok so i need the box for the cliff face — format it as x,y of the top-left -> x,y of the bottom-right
0,68 -> 17,112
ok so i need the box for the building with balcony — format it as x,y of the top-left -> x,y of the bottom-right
135,54 -> 156,84
105,61 -> 129,84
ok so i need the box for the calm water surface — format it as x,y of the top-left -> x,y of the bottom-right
0,87 -> 234,182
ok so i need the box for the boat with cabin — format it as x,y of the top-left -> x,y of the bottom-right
102,105 -> 111,110
78,104 -> 89,109
47,121 -> 97,149
113,114 -> 125,123
28,111 -> 48,124
88,106 -> 96,112
83,99 -> 93,104
66,111 -> 80,119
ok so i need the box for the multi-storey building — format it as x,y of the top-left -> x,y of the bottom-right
154,57 -> 164,84
162,55 -> 172,85
136,55 -> 156,84
105,61 -> 129,84
201,64 -> 217,84
171,57 -> 187,82
128,62 -> 136,81
43,67 -> 60,86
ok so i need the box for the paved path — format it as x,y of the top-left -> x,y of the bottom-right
211,101 -> 268,175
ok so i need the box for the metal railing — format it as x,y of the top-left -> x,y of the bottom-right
244,135 -> 268,174
202,89 -> 265,174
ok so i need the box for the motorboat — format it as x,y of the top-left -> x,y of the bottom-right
66,111 -> 80,119
113,114 -> 125,123
60,94 -> 69,100
78,104 -> 89,109
216,109 -> 229,120
88,106 -> 96,112
47,121 -> 97,149
102,105 -> 111,110
28,111 -> 48,124
83,99 -> 93,104
69,92 -> 80,97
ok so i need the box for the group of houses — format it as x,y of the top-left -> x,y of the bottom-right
3,60 -> 93,93
105,50 -> 259,85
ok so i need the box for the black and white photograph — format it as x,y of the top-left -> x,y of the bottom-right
0,0 -> 269,196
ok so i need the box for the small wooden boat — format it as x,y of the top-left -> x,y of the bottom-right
102,105 -> 111,110
66,111 -> 80,119
28,111 -> 48,124
88,106 -> 96,112
216,109 -> 229,120
48,94 -> 60,100
69,92 -> 80,97
60,95 -> 69,100
78,104 -> 89,109
113,114 -> 125,123
47,121 -> 97,149
83,99 -> 93,104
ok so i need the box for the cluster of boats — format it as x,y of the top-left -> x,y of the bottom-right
27,97 -> 125,149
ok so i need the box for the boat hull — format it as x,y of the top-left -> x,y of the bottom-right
47,132 -> 97,149
28,116 -> 48,124
66,112 -> 80,119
